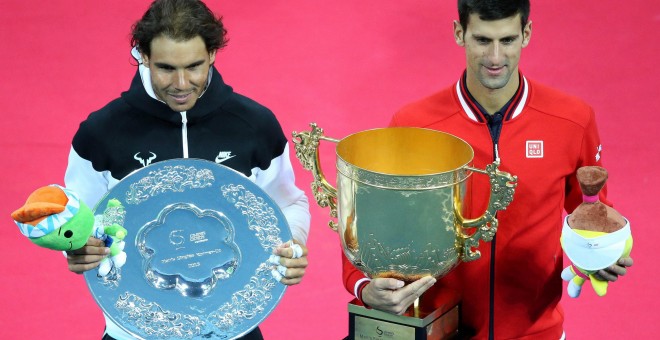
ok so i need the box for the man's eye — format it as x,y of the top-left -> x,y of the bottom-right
188,63 -> 204,70
476,38 -> 489,45
502,39 -> 515,45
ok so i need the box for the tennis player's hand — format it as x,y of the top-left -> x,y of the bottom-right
361,276 -> 436,315
66,237 -> 109,274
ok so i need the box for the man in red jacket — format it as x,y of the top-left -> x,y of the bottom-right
342,1 -> 633,339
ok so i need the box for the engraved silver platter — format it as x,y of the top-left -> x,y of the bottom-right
84,158 -> 291,339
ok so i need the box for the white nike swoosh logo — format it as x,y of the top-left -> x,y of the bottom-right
216,155 -> 236,163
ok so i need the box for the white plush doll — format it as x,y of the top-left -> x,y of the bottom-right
560,166 -> 633,298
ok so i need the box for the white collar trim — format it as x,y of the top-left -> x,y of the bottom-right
456,75 -> 529,122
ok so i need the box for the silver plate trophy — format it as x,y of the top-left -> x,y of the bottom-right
84,158 -> 291,339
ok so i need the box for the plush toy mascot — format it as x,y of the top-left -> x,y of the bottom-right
560,166 -> 633,298
12,184 -> 128,277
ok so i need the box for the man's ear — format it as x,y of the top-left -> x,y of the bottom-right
522,21 -> 532,48
453,20 -> 465,46
141,52 -> 150,68
209,50 -> 216,65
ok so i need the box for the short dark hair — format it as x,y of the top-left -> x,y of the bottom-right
131,0 -> 228,56
458,0 -> 530,32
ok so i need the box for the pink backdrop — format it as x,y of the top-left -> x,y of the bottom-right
1,1 -> 658,339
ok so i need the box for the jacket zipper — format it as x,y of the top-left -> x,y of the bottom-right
180,111 -> 189,158
486,112 -> 503,340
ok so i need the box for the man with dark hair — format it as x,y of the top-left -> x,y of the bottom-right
64,1 -> 310,339
342,1 -> 633,339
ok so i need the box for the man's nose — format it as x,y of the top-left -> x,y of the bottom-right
174,70 -> 188,88
487,43 -> 504,64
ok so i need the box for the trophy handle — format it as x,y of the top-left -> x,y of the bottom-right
458,161 -> 517,261
292,123 -> 341,231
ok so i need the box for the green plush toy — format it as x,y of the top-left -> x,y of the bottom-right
12,184 -> 128,277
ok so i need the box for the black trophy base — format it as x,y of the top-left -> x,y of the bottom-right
346,291 -> 460,340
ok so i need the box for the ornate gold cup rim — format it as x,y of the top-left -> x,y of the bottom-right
292,123 -> 517,279
335,127 -> 475,190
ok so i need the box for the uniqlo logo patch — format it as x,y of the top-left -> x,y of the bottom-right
526,140 -> 544,158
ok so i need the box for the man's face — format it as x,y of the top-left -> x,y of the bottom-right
454,13 -> 531,92
142,35 -> 216,112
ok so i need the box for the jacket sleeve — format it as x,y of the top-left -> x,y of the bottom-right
64,146 -> 117,209
342,250 -> 371,300
254,143 -> 311,244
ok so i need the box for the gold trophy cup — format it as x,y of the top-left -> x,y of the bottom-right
292,123 -> 517,339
